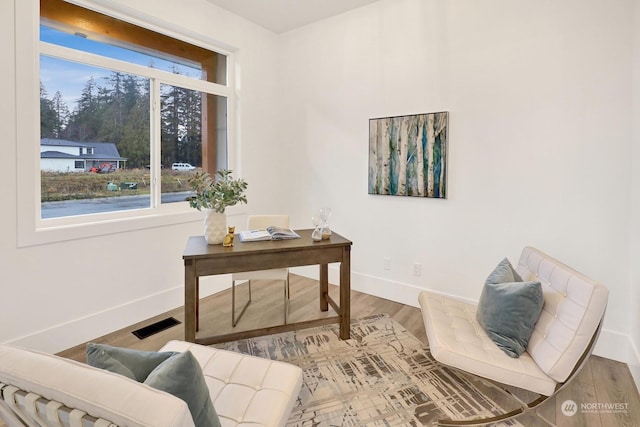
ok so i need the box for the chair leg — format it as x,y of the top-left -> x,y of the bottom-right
284,273 -> 290,324
232,280 -> 252,327
437,394 -> 548,426
195,277 -> 200,332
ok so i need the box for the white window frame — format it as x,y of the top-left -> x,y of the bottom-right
16,0 -> 240,247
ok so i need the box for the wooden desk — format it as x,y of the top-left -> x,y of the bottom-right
183,229 -> 352,345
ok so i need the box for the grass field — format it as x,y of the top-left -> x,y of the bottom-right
41,169 -> 195,202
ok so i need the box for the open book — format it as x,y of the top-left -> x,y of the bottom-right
239,226 -> 301,242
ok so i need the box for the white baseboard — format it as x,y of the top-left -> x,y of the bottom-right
630,363 -> 640,394
592,327 -> 637,363
626,339 -> 640,391
6,275 -> 230,354
6,288 -> 184,354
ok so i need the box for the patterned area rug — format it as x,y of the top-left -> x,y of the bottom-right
214,314 -> 524,426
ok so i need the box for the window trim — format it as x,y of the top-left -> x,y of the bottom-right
17,0 -> 241,247
40,42 -> 232,102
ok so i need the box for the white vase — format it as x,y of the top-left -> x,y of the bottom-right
203,209 -> 226,244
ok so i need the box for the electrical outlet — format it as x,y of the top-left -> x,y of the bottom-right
413,263 -> 422,276
384,258 -> 392,270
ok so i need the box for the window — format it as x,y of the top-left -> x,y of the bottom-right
38,0 -> 232,220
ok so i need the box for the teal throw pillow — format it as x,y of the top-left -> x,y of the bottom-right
476,259 -> 544,358
144,351 -> 220,427
86,343 -> 220,427
485,257 -> 523,284
86,343 -> 176,381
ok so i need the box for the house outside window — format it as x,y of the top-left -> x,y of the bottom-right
38,0 -> 232,220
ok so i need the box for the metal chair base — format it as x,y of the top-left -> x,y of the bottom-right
232,273 -> 290,327
436,317 -> 604,426
232,279 -> 252,327
437,395 -> 548,426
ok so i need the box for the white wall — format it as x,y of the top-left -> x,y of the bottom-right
276,0 -> 636,365
1,0 -> 280,352
40,158 -> 82,173
630,0 -> 640,387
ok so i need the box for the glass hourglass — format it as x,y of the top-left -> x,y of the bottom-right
311,208 -> 332,241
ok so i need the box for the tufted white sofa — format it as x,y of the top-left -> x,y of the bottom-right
419,246 -> 608,399
0,340 -> 303,427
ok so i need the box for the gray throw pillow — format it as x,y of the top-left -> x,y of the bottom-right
485,257 -> 523,284
86,343 -> 176,381
145,351 -> 220,427
87,343 -> 220,427
476,258 -> 544,358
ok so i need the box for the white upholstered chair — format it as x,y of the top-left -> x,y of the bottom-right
419,246 -> 608,425
232,214 -> 290,327
0,340 -> 303,427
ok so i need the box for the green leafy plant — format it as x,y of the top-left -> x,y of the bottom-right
188,169 -> 248,213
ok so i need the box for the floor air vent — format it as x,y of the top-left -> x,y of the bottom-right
132,317 -> 181,339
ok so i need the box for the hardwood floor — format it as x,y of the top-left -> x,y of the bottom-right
57,274 -> 640,427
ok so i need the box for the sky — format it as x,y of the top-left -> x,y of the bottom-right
40,25 -> 201,108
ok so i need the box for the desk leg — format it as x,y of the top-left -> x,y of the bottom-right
339,246 -> 351,340
319,263 -> 328,312
184,260 -> 197,343
196,276 -> 200,332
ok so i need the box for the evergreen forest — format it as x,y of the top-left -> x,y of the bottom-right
40,71 -> 205,169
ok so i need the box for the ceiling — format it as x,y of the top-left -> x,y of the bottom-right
205,0 -> 380,34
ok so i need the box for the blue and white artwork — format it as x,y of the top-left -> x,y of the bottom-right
368,112 -> 448,198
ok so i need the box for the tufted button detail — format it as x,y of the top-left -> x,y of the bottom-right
225,379 -> 230,384
563,292 -> 568,297
255,385 -> 261,390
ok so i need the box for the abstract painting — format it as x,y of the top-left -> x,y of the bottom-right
369,112 -> 448,198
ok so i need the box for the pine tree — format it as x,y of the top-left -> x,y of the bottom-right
161,83 -> 182,167
97,72 -> 126,145
119,79 -> 150,168
160,69 -> 203,168
40,83 -> 57,138
181,87 -> 202,166
66,77 -> 99,141
51,91 -> 69,138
